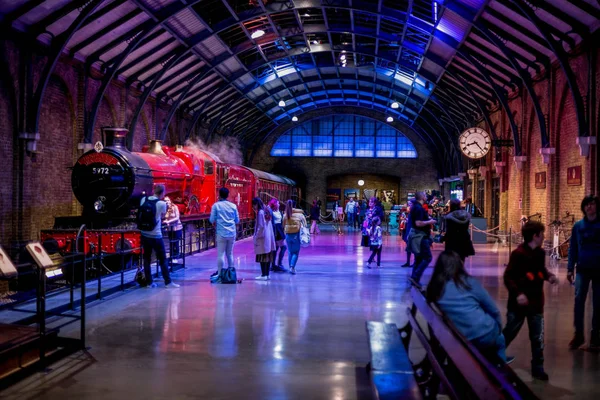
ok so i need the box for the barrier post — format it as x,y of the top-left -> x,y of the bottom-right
508,226 -> 512,254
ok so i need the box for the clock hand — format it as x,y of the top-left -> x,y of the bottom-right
475,142 -> 484,151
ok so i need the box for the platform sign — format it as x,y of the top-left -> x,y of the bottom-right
0,246 -> 17,278
25,242 -> 63,278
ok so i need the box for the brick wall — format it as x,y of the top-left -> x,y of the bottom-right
0,39 -> 199,246
472,49 -> 599,235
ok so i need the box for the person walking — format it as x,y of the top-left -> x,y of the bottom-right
139,184 -> 179,288
283,199 -> 307,275
409,192 -> 436,283
345,198 -> 356,229
310,199 -> 321,235
503,221 -> 558,380
269,199 -> 287,272
253,198 -> 276,281
567,195 -> 600,350
366,216 -> 383,269
401,200 -> 414,268
443,199 -> 475,262
209,188 -> 240,281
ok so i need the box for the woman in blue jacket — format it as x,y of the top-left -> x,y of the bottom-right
427,251 -> 508,363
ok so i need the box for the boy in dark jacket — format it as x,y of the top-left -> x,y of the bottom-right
503,221 -> 558,381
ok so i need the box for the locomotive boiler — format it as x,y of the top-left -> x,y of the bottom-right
41,127 -> 296,261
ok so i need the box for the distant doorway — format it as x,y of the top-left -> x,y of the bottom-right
491,177 -> 500,231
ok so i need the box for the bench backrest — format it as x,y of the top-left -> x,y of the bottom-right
410,286 -> 538,400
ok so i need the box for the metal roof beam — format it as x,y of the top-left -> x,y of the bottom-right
510,0 -> 588,138
474,21 -> 550,147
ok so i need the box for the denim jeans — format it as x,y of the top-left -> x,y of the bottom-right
411,237 -> 432,282
347,213 -> 355,227
286,232 -> 301,268
216,235 -> 235,273
574,270 -> 600,334
142,236 -> 171,285
473,329 -> 507,364
367,245 -> 382,266
503,311 -> 544,369
168,229 -> 182,258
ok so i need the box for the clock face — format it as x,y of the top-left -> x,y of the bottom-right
459,128 -> 491,159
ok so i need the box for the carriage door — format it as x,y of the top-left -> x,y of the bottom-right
491,177 -> 500,231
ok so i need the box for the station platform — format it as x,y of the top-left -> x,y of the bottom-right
0,227 -> 595,399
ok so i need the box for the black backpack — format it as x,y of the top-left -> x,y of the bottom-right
137,197 -> 159,231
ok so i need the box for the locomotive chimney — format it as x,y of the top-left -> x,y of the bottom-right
102,127 -> 128,148
147,140 -> 166,156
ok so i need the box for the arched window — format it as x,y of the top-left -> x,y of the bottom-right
270,115 -> 417,158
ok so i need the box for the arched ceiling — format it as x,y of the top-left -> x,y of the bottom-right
1,0 -> 599,174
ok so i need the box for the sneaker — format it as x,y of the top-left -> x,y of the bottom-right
290,267 -> 296,275
273,265 -> 288,273
532,369 -> 549,381
366,262 -> 372,269
569,332 -> 585,350
506,356 -> 516,365
165,282 -> 180,288
144,283 -> 158,289
400,263 -> 411,268
255,275 -> 268,280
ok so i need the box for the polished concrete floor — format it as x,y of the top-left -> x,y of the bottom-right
1,226 -> 598,399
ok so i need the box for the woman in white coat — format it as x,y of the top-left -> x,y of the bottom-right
252,197 -> 276,280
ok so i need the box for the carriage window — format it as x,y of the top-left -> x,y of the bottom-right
205,161 -> 214,175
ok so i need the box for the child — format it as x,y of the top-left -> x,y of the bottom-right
503,221 -> 559,381
366,217 -> 383,268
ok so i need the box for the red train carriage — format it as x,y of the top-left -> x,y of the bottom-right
41,128 -> 296,263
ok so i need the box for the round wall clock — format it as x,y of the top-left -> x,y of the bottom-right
459,127 -> 491,159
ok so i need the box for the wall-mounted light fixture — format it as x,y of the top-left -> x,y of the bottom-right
358,180 -> 365,186
292,116 -> 298,122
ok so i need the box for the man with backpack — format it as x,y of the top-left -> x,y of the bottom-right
139,184 -> 179,288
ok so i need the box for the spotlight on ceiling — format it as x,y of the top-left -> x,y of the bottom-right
391,102 -> 399,109
251,30 -> 265,39
386,116 -> 394,122
312,40 -> 319,45
278,100 -> 285,107
304,13 -> 310,17
292,116 -> 298,122
358,179 -> 365,186
340,54 -> 346,61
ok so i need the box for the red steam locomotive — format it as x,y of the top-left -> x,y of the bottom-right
41,128 -> 296,257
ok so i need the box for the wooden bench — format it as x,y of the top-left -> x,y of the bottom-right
406,283 -> 539,400
365,321 -> 422,400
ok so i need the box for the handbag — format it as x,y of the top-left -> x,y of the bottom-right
220,267 -> 237,284
300,226 -> 311,247
135,266 -> 147,286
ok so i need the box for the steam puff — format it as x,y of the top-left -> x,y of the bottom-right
184,136 -> 243,166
